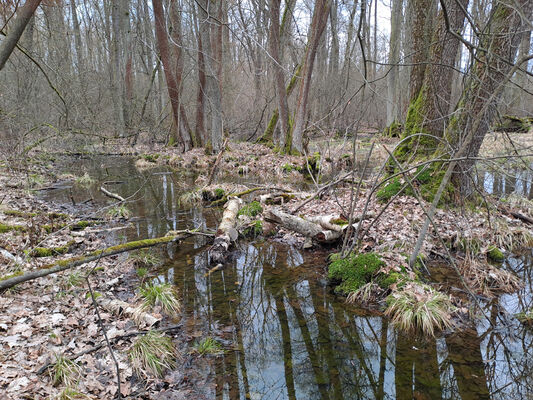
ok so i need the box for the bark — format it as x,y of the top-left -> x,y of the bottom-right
153,0 -> 191,150
268,0 -> 289,149
209,197 -> 243,264
192,2 -> 206,145
197,0 -> 223,153
110,0 -> 126,137
0,0 -> 42,71
446,0 -> 533,194
70,0 -> 84,77
407,0 -> 436,102
265,209 -> 356,243
291,0 -> 331,154
386,0 -> 403,126
397,0 -> 469,158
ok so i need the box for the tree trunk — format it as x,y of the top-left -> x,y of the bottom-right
446,0 -> 533,194
0,0 -> 42,71
291,0 -> 331,154
386,0 -> 403,126
406,0 -> 436,102
197,0 -> 223,153
397,0 -> 469,158
269,0 -> 290,149
153,0 -> 191,150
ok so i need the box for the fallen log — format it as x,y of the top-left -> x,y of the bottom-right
0,230 -> 212,291
209,197 -> 243,264
98,297 -> 160,328
265,209 -> 355,243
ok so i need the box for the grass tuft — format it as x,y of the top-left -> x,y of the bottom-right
106,204 -> 131,219
139,282 -> 181,316
56,388 -> 90,400
130,249 -> 162,268
129,331 -> 177,378
177,190 -> 202,207
194,337 -> 224,355
385,283 -> 454,336
49,354 -> 81,387
74,173 -> 95,187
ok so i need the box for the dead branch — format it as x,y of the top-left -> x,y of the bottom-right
97,297 -> 161,328
100,186 -> 125,202
0,230 -> 212,291
205,138 -> 228,186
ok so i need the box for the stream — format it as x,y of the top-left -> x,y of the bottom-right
39,155 -> 533,400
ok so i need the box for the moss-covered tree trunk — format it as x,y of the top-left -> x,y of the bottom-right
444,0 -> 532,195
396,0 -> 469,160
397,0 -> 532,200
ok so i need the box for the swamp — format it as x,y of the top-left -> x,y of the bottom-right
0,0 -> 532,399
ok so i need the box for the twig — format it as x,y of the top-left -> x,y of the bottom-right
100,186 -> 125,202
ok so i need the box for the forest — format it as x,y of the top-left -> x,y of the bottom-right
0,0 -> 532,398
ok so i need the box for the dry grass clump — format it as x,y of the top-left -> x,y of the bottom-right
138,282 -> 181,317
492,218 -> 533,252
49,354 -> 81,387
385,283 -> 455,337
129,331 -> 178,378
346,282 -> 384,305
55,387 -> 91,400
459,254 -> 522,297
177,190 -> 202,207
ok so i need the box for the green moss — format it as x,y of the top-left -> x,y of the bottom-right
377,272 -> 403,289
331,218 -> 348,226
0,270 -> 23,281
376,178 -> 403,202
382,121 -> 403,138
29,242 -> 72,257
418,169 -> 455,205
303,152 -> 321,177
328,252 -> 386,294
242,220 -> 263,238
0,223 -> 26,233
3,210 -> 37,218
142,153 -> 160,163
238,201 -> 263,218
71,221 -> 90,230
487,246 -> 505,262
214,188 -> 225,199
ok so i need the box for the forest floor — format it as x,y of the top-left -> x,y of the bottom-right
0,129 -> 532,398
0,168 -> 220,399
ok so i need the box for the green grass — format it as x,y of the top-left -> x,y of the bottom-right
107,204 -> 131,219
130,249 -> 162,268
49,354 -> 81,386
516,310 -> 533,325
139,282 -> 181,316
136,267 -> 148,279
56,388 -> 90,400
385,284 -> 454,336
61,272 -> 84,290
194,337 -> 224,355
129,331 -> 177,378
237,201 -> 263,217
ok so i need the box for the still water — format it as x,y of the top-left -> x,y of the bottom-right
41,155 -> 533,400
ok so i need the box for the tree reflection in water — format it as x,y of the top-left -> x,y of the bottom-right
164,242 -> 533,400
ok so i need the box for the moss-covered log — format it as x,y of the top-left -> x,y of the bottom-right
0,230 -> 211,291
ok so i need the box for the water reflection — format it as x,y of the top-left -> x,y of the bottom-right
165,241 -> 533,400
40,156 -> 533,399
